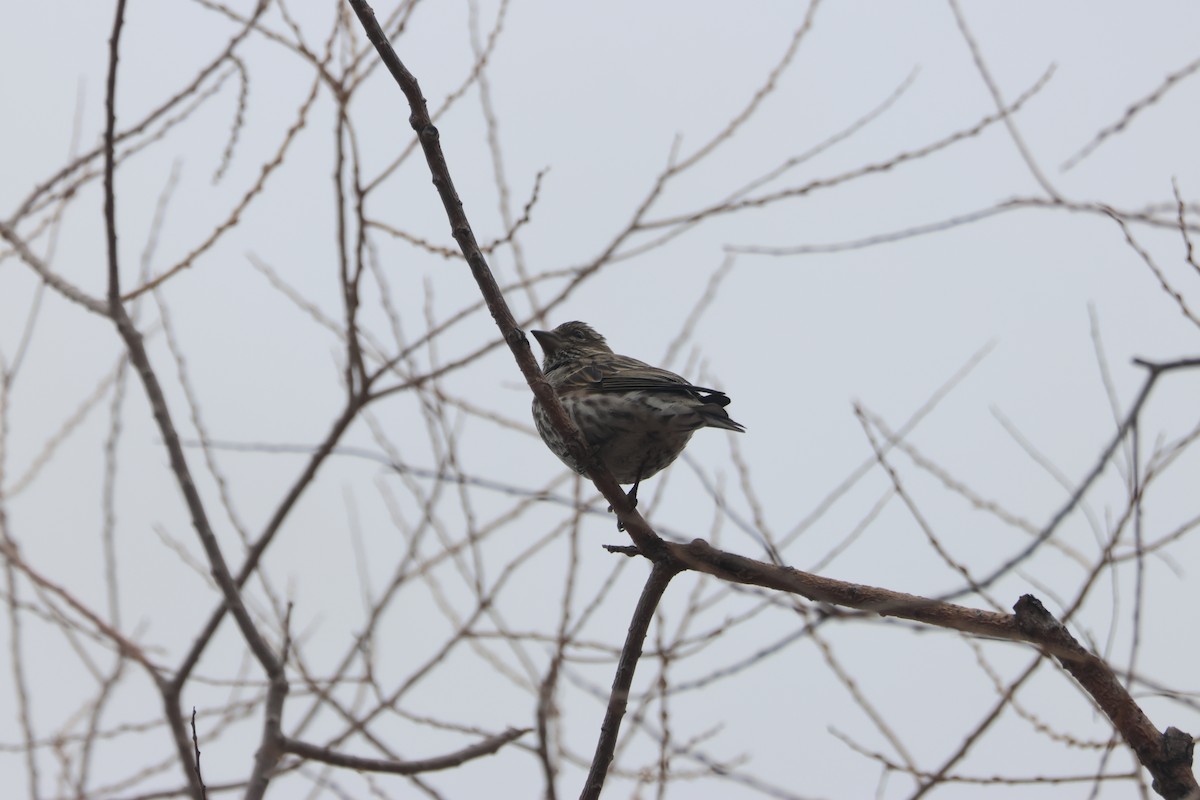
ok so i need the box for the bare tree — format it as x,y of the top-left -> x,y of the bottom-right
2,1 -> 1198,798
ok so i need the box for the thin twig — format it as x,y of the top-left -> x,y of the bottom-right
1062,54 -> 1200,171
190,708 -> 208,800
963,356 -> 1200,597
281,728 -> 529,774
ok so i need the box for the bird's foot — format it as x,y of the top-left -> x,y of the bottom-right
611,482 -> 641,532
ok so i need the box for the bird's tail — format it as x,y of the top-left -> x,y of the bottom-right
699,404 -> 746,433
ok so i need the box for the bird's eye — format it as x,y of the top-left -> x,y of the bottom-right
572,330 -> 586,340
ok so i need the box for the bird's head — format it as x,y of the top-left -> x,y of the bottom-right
531,321 -> 613,371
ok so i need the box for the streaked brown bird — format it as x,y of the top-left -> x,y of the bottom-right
531,321 -> 744,512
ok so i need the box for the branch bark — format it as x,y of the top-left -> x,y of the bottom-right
580,560 -> 681,800
281,728 -> 530,775
346,0 -> 665,557
1014,596 -> 1197,800
345,3 -> 1198,797
101,4 -> 288,796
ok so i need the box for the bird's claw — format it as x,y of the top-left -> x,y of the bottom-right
611,487 -> 639,531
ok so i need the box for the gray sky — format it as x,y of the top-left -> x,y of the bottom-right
3,1 -> 1200,798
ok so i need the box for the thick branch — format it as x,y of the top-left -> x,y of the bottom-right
580,561 -> 681,800
666,538 -> 1017,637
346,3 -> 1199,796
1014,596 -> 1197,800
651,538 -> 1197,798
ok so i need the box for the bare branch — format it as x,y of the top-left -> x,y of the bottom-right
281,728 -> 529,775
1014,596 -> 1197,800
346,0 -> 663,554
580,561 -> 681,800
1063,54 -> 1200,171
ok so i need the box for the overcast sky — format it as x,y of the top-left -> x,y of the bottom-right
3,2 -> 1200,798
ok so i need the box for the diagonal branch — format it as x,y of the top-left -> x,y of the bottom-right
1014,596 -> 1197,800
580,560 -> 681,800
346,3 -> 1199,797
100,5 -> 289,797
0,219 -> 108,315
658,539 -> 1198,797
346,0 -> 664,557
965,356 -> 1200,597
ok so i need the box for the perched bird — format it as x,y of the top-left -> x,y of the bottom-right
530,321 -> 744,510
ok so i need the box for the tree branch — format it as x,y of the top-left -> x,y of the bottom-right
345,0 -> 665,556
652,538 -> 1198,797
101,5 -> 288,796
1014,596 -> 1197,800
345,2 -> 1199,796
281,728 -> 530,774
580,560 -> 681,800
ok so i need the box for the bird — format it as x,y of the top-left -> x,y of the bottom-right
530,321 -> 744,516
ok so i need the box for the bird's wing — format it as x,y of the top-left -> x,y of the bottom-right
577,355 -> 732,405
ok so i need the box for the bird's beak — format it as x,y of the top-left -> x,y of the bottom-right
531,329 -> 562,353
